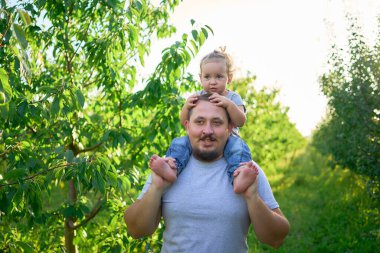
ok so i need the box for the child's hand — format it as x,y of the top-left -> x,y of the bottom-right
209,93 -> 232,109
185,94 -> 198,109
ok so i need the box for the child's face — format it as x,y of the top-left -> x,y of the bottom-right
199,60 -> 232,95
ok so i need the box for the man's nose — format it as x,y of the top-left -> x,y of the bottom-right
202,123 -> 213,134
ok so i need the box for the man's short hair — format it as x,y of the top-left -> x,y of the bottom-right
187,93 -> 231,123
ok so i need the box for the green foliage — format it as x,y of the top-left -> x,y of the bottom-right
233,74 -> 306,174
247,145 -> 380,252
313,17 -> 380,202
0,0 -> 212,251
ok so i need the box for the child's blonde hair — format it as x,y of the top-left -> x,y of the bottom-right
199,47 -> 234,77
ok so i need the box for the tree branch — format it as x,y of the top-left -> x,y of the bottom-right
0,162 -> 76,188
77,142 -> 103,155
71,198 -> 103,230
68,21 -> 92,65
0,10 -> 11,47
0,148 -> 12,158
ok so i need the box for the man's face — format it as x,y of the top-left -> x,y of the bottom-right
185,100 -> 232,162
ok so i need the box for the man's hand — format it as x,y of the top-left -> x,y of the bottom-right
151,167 -> 173,192
163,157 -> 176,170
244,174 -> 259,198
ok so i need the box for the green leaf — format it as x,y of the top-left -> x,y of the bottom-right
62,205 -> 76,218
65,150 -> 74,163
16,242 -> 33,253
8,101 -> 16,121
94,170 -> 105,193
190,40 -> 198,54
0,68 -> 12,100
75,89 -> 85,108
107,0 -> 118,9
205,25 -> 214,35
13,24 -> 28,49
190,19 -> 195,26
18,9 -> 32,26
51,96 -> 60,116
107,170 -> 118,187
138,44 -> 145,66
201,27 -> 209,39
0,103 -> 8,120
191,30 -> 198,41
17,100 -> 28,117
0,92 -> 5,104
102,130 -> 111,142
135,0 -> 143,10
182,33 -> 188,42
199,31 -> 205,45
4,168 -> 27,180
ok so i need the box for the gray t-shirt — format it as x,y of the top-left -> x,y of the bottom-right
138,156 -> 279,253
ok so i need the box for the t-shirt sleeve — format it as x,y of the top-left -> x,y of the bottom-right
137,174 -> 152,200
229,92 -> 244,106
228,92 -> 246,114
254,161 -> 279,209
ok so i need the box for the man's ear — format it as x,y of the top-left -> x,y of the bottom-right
185,120 -> 190,133
228,122 -> 234,133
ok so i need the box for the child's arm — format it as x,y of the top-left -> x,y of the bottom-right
180,94 -> 199,126
209,93 -> 246,127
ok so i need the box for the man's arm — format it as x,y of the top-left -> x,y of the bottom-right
244,181 -> 290,248
124,173 -> 169,238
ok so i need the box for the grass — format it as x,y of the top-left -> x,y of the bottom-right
247,145 -> 380,253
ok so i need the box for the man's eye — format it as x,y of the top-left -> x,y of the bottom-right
195,120 -> 204,124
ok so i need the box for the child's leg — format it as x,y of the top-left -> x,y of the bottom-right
150,154 -> 177,182
224,135 -> 256,193
165,136 -> 192,175
224,135 -> 252,180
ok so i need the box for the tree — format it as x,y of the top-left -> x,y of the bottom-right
0,0 -> 211,252
313,17 -> 380,202
232,74 -> 306,174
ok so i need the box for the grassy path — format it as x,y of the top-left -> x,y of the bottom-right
248,145 -> 379,252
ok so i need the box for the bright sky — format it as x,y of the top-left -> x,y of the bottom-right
143,0 -> 380,136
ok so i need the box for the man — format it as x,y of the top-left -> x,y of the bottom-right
124,95 -> 290,252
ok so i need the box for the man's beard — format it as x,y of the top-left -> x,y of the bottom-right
192,134 -> 222,162
193,148 -> 221,161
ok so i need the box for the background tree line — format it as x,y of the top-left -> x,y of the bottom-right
312,17 -> 380,203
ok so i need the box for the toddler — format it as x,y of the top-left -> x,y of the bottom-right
150,48 -> 258,193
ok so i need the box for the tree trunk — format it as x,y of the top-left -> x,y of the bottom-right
65,218 -> 76,253
65,179 -> 77,253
